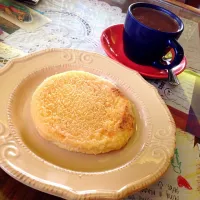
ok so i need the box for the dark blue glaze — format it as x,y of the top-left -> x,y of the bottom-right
123,3 -> 184,69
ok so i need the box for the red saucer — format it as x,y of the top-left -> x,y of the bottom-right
100,24 -> 186,79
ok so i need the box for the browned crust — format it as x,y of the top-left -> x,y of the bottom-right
31,71 -> 135,155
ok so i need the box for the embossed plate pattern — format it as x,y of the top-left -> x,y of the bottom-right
0,49 -> 176,200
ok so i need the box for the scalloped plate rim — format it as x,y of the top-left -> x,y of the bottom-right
0,48 -> 176,200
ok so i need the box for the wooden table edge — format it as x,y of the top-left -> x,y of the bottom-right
165,0 -> 200,15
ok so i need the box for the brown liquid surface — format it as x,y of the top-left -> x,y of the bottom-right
132,7 -> 179,32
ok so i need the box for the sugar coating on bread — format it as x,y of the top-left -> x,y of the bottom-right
31,71 -> 135,154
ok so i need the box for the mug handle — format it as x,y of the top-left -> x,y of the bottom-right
152,39 -> 184,69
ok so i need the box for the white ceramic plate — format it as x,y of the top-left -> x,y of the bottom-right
0,49 -> 175,200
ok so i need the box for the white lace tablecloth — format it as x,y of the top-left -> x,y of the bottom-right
2,0 -> 200,199
4,0 -> 125,54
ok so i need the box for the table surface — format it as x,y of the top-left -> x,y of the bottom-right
0,0 -> 200,199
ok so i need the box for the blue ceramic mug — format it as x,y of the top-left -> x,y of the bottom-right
123,3 -> 184,69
